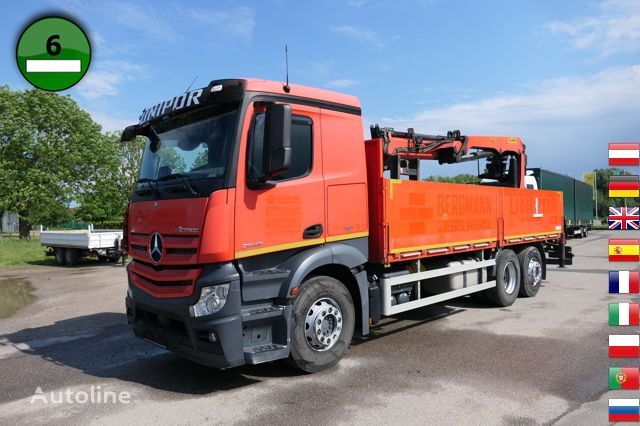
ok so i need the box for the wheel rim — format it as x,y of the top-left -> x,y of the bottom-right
503,262 -> 517,295
304,297 -> 343,352
527,258 -> 542,286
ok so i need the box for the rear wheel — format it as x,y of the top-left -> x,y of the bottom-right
288,275 -> 355,373
518,246 -> 543,297
54,248 -> 66,266
486,249 -> 520,307
64,248 -> 81,266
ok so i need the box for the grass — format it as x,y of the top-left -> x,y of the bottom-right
0,236 -> 53,268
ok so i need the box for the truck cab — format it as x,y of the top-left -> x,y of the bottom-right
123,79 -> 369,371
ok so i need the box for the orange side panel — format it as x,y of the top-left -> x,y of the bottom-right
199,188 -> 235,263
384,180 -> 499,262
326,184 -> 368,238
501,187 -> 563,243
321,108 -> 369,242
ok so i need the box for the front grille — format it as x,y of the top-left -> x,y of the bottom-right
129,232 -> 200,265
133,272 -> 191,288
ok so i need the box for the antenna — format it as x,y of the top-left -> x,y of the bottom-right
185,75 -> 198,93
283,45 -> 290,93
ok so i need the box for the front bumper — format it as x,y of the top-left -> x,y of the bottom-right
126,261 -> 290,368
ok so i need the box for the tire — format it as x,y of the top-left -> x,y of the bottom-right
288,275 -> 355,373
54,248 -> 66,266
64,248 -> 81,266
517,246 -> 543,297
486,249 -> 520,307
584,228 -> 589,238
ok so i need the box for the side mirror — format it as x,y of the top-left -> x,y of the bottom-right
262,103 -> 291,179
121,124 -> 140,142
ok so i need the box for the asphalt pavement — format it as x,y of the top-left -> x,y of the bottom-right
0,231 -> 623,425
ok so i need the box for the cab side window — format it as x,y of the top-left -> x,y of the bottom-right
248,113 -> 312,181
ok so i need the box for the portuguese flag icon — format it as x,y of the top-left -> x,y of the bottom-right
610,303 -> 640,326
609,335 -> 640,358
610,367 -> 640,390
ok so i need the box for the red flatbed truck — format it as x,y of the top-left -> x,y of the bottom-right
122,78 -> 572,372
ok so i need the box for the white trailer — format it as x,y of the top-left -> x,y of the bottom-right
40,225 -> 124,266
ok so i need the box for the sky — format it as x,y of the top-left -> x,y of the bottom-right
1,0 -> 640,178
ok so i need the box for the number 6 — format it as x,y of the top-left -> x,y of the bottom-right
46,35 -> 61,56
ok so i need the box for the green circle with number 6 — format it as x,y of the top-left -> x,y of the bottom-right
16,16 -> 91,91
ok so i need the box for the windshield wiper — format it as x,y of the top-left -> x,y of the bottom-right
156,173 -> 200,196
136,178 -> 160,196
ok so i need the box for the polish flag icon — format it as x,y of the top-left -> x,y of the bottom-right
610,335 -> 640,358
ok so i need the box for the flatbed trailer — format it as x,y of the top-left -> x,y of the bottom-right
41,225 -> 124,266
120,78 -> 573,373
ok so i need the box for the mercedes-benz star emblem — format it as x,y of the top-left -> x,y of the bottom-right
149,233 -> 163,263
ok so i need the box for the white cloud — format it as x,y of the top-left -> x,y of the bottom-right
108,1 -> 182,42
547,0 -> 640,56
75,61 -> 145,100
183,6 -> 256,42
378,65 -> 640,175
331,25 -> 382,47
325,78 -> 360,89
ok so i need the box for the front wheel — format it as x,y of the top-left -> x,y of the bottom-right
289,275 -> 355,373
487,249 -> 521,307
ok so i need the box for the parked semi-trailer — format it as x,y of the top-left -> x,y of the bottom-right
526,168 -> 594,238
121,79 -> 572,372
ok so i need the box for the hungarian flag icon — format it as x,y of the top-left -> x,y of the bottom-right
609,399 -> 640,422
610,335 -> 640,358
610,271 -> 640,293
610,143 -> 640,166
610,303 -> 640,325
609,175 -> 640,198
609,239 -> 640,262
610,367 -> 640,390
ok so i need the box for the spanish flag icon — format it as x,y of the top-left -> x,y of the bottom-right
610,239 -> 640,262
609,175 -> 640,198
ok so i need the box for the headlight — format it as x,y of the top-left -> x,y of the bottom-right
189,284 -> 230,318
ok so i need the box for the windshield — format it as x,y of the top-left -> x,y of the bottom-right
138,104 -> 238,184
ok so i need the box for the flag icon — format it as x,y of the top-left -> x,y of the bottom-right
610,271 -> 640,293
610,143 -> 640,166
610,206 -> 640,230
609,335 -> 640,357
610,367 -> 640,390
609,399 -> 640,422
609,175 -> 640,198
609,239 -> 640,262
610,303 -> 640,325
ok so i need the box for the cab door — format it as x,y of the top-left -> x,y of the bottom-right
234,102 -> 324,259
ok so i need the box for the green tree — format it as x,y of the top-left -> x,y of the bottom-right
424,174 -> 479,184
592,167 -> 637,220
75,132 -> 146,224
0,86 -> 109,239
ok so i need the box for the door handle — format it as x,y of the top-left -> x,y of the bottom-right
303,224 -> 323,239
